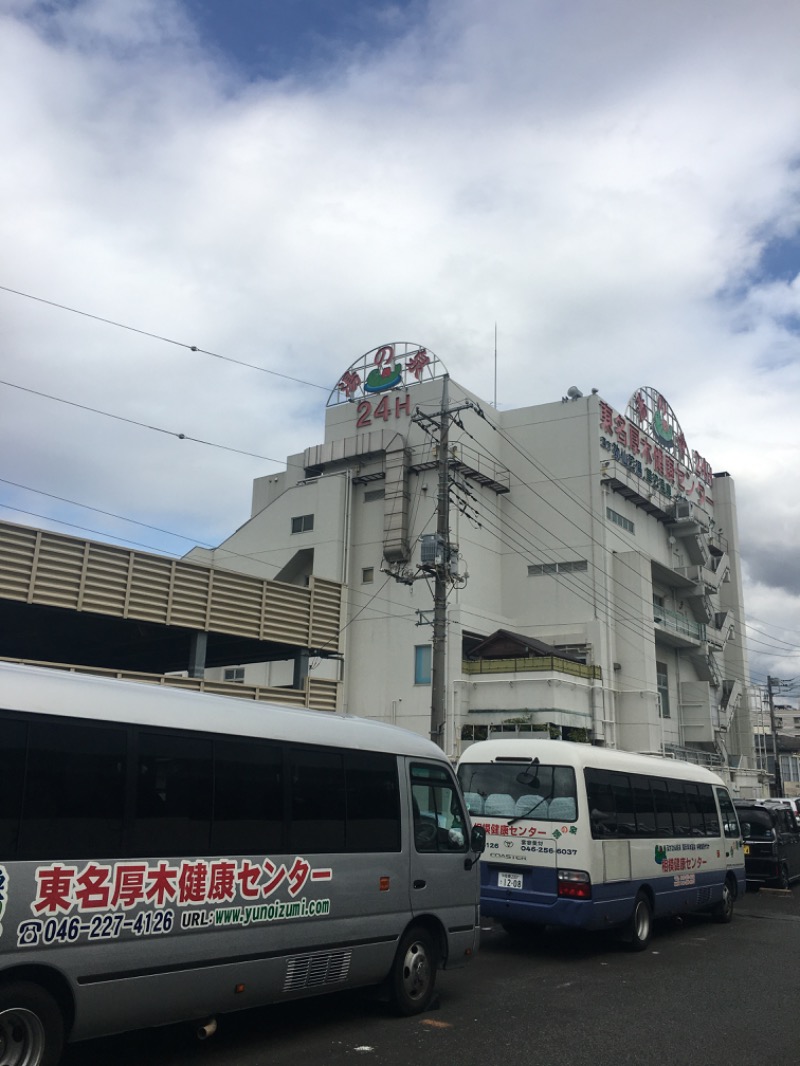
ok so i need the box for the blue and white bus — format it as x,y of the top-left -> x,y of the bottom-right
456,739 -> 744,949
0,663 -> 485,1064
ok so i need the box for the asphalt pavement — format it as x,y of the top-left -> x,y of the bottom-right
62,885 -> 800,1066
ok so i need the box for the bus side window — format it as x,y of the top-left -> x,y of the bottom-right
684,783 -> 706,836
610,773 -> 635,837
697,784 -> 719,836
133,732 -> 212,856
288,748 -> 346,853
651,779 -> 674,835
345,751 -> 401,853
715,787 -> 740,838
0,717 -> 26,858
411,764 -> 467,852
21,719 -> 126,860
212,737 -> 284,855
667,780 -> 692,837
585,768 -> 616,837
630,775 -> 656,836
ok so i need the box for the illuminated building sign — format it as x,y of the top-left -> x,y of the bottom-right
600,387 -> 713,507
327,342 -> 447,407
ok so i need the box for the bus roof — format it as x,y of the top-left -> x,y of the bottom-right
458,738 -> 726,786
0,662 -> 444,760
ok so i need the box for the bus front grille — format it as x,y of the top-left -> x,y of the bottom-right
283,950 -> 352,992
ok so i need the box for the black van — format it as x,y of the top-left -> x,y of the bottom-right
734,802 -> 800,890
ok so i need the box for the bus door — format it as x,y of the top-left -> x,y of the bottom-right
408,761 -> 477,920
716,786 -> 745,881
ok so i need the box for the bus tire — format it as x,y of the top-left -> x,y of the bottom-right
389,926 -> 438,1016
712,877 -> 735,923
624,892 -> 652,951
0,980 -> 64,1066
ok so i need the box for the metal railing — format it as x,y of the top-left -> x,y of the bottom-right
0,656 -> 341,712
653,606 -> 706,642
462,656 -> 601,680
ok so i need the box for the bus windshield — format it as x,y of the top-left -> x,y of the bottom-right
457,761 -> 577,822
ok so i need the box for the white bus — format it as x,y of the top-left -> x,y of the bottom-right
456,739 -> 744,949
0,663 -> 486,1064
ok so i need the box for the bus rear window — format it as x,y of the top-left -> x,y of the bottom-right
457,762 -> 577,822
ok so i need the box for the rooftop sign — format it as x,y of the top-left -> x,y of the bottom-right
327,342 -> 447,407
625,387 -> 713,486
599,387 -> 714,507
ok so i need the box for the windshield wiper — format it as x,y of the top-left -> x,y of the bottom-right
508,792 -> 551,826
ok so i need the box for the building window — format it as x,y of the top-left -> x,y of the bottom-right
414,645 -> 432,685
291,514 -> 314,534
362,567 -> 374,583
528,560 -> 588,577
657,661 -> 670,718
364,489 -> 385,502
224,667 -> 245,684
607,507 -> 635,534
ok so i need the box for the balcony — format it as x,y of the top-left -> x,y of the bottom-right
653,606 -> 706,647
462,655 -> 601,680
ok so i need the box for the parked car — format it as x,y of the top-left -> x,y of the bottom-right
762,797 -> 800,819
734,801 -> 800,890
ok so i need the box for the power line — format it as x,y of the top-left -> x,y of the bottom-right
444,403 -> 773,692
0,285 -> 328,392
0,378 -> 290,465
0,477 -> 210,546
0,482 -> 433,639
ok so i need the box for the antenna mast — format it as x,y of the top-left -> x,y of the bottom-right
493,323 -> 498,409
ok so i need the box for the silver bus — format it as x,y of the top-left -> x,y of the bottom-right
0,663 -> 485,1064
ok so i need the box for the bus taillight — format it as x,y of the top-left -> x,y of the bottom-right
557,869 -> 592,899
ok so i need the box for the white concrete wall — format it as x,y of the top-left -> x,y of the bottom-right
196,375 -> 752,775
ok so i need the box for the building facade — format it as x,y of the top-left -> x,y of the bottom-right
189,343 -> 757,792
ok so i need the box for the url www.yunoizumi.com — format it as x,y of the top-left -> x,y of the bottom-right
197,898 -> 331,928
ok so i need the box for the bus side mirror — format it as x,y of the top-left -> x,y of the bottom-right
464,824 -> 486,871
470,825 -> 486,854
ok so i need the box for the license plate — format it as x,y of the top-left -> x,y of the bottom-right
498,871 -> 523,890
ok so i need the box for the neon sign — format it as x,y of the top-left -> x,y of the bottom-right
327,342 -> 447,407
600,387 -> 714,507
625,387 -> 713,488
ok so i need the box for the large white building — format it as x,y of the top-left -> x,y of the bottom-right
189,343 -> 757,792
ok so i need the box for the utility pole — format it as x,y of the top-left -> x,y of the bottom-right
430,375 -> 450,746
382,372 -> 483,749
767,675 -> 783,798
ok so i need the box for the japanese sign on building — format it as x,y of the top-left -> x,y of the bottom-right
329,342 -> 446,405
600,386 -> 714,507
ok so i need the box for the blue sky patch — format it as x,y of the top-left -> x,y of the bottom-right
181,0 -> 421,81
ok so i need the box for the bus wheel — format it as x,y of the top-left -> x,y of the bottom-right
0,981 -> 64,1066
623,892 -> 652,952
712,878 -> 735,923
389,927 -> 438,1016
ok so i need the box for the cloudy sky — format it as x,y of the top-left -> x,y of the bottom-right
2,0 -> 800,689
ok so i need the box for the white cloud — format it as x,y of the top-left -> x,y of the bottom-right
2,0 -> 800,680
